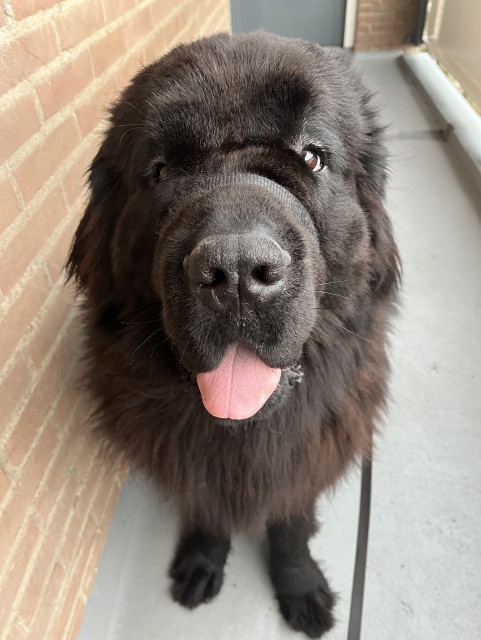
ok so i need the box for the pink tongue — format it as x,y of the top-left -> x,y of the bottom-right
197,343 -> 282,420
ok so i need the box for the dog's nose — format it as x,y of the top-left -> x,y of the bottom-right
183,233 -> 291,313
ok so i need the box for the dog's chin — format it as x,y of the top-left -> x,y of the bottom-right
199,367 -> 301,426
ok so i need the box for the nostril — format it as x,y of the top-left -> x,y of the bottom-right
251,265 -> 278,285
251,265 -> 269,284
251,262 -> 288,286
184,253 -> 229,289
184,234 -> 291,312
208,268 -> 227,288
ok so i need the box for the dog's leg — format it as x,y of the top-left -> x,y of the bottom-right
267,514 -> 335,638
169,525 -> 230,608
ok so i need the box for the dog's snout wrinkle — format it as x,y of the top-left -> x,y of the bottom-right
183,233 -> 291,314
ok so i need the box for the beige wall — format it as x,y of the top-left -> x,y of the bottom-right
427,0 -> 481,107
0,1 -> 231,638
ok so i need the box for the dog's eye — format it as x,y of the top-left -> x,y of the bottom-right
301,148 -> 325,172
150,161 -> 168,182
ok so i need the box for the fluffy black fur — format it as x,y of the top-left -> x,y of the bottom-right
67,32 -> 400,637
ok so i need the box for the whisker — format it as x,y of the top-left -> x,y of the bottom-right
122,99 -> 143,114
320,313 -> 376,344
128,328 -> 163,363
111,123 -> 144,128
119,318 -> 161,326
120,127 -> 141,142
319,291 -> 351,300
150,334 -> 166,359
322,280 -> 348,286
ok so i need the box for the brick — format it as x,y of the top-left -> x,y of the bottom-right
0,93 -> 41,166
37,50 -> 94,121
78,526 -> 109,620
0,22 -> 59,97
0,466 -> 11,503
91,465 -> 112,522
168,12 -> 191,48
103,0 -> 135,22
0,178 -> 20,237
357,12 -> 379,25
11,0 -> 58,20
144,12 -> 187,64
51,368 -> 79,433
44,327 -> 76,384
0,267 -> 51,371
3,334 -> 73,468
55,0 -> 105,51
0,355 -> 32,433
27,562 -> 65,640
4,385 -> 59,469
89,23 -> 130,78
40,472 -> 79,541
50,518 -> 96,637
115,52 -> 144,89
144,33 -> 163,66
75,78 -> 117,138
44,212 -> 82,284
149,0 -> 183,26
356,23 -> 372,34
65,595 -> 87,640
3,623 -> 25,640
51,518 -> 98,608
62,139 -> 96,206
79,517 -> 111,604
98,475 -> 121,525
0,5 -> 8,28
60,460 -> 105,565
13,116 -> 80,206
0,517 -> 40,625
16,528 -> 57,627
125,5 -> 154,49
60,475 -> 99,567
76,518 -> 100,584
35,432 -> 78,521
71,431 -> 99,486
27,287 -> 72,369
64,312 -> 84,357
53,362 -> 87,432
0,187 -> 67,295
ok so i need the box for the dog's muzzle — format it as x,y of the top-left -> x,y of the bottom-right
182,173 -> 317,315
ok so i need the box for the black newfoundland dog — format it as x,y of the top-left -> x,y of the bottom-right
68,32 -> 400,637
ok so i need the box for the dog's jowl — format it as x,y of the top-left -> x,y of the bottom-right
68,32 -> 399,638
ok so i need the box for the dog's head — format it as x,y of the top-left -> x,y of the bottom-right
68,32 -> 399,422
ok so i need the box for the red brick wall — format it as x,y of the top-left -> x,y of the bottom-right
355,0 -> 420,50
0,1 -> 231,638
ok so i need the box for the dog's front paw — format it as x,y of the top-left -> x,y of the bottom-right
270,556 -> 335,638
169,554 -> 224,608
277,584 -> 335,638
169,528 -> 230,608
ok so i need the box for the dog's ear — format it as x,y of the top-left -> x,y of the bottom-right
66,146 -> 125,306
356,173 -> 401,299
354,93 -> 401,299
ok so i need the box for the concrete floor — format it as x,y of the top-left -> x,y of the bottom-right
78,53 -> 481,640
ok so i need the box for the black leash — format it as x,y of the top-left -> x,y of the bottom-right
347,456 -> 372,640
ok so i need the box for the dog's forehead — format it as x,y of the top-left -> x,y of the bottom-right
143,36 -> 322,152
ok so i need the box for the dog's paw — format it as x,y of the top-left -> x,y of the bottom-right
277,585 -> 335,638
169,531 -> 229,608
170,556 -> 224,608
